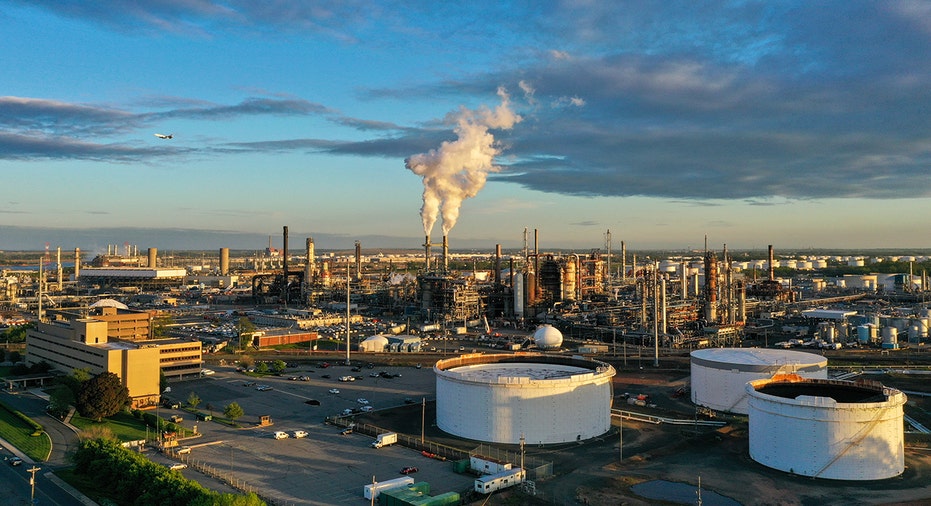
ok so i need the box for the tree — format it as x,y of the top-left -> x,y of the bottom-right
59,367 -> 93,399
49,384 -> 75,417
254,362 -> 268,374
77,372 -> 130,422
7,350 -> 21,363
187,392 -> 201,409
236,317 -> 256,349
271,360 -> 287,374
159,369 -> 167,394
152,315 -> 175,338
223,402 -> 244,421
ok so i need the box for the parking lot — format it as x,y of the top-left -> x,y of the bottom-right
160,362 -> 474,505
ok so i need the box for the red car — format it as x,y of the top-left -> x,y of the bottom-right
400,466 -> 418,475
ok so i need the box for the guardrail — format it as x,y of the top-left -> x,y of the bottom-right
611,409 -> 727,427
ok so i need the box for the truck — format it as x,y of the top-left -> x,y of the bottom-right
371,432 -> 397,448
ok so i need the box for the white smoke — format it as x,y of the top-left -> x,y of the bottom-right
405,87 -> 521,237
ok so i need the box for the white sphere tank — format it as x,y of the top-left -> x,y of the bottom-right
747,374 -> 906,480
690,348 -> 827,415
435,353 -> 615,444
533,324 -> 564,350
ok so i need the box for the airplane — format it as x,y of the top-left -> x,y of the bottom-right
154,133 -> 173,139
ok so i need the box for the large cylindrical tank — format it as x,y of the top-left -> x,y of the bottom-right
147,247 -> 157,268
747,374 -> 906,480
561,258 -> 577,302
690,349 -> 828,415
435,354 -> 615,444
220,247 -> 230,276
882,327 -> 899,349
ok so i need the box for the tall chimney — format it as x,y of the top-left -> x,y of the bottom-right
621,240 -> 626,282
424,235 -> 431,272
282,226 -> 289,304
442,235 -> 449,273
533,229 -> 540,300
768,245 -> 775,282
495,244 -> 502,285
74,248 -> 81,280
354,241 -> 362,280
56,247 -> 63,291
147,248 -> 157,268
305,237 -> 315,283
220,248 -> 230,276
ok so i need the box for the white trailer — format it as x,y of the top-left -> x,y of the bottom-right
474,468 -> 525,494
363,476 -> 414,500
371,432 -> 398,448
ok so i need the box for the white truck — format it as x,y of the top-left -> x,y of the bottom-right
371,432 -> 398,448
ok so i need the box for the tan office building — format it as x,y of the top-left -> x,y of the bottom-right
26,318 -> 202,409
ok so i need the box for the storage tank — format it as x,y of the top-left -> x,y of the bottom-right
747,374 -> 906,480
881,327 -> 899,349
690,348 -> 827,415
532,324 -> 563,350
435,353 -> 615,444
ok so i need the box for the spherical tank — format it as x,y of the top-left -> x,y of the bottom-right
533,324 -> 564,350
435,353 -> 615,444
747,374 -> 906,480
690,348 -> 827,415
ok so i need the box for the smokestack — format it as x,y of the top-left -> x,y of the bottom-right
738,281 -> 747,322
704,250 -> 718,323
424,235 -> 431,272
354,241 -> 362,280
534,229 -> 540,299
442,235 -> 449,273
768,245 -> 775,282
57,247 -> 62,291
147,248 -> 157,268
74,248 -> 81,279
282,226 -> 289,304
305,237 -> 315,283
621,241 -> 626,282
680,261 -> 687,301
495,244 -> 502,285
220,248 -> 230,276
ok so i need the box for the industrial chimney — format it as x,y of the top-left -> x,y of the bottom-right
442,235 -> 449,273
305,237 -> 315,283
147,248 -> 157,268
73,248 -> 81,280
768,245 -> 775,282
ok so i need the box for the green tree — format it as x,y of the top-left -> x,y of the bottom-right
159,369 -> 167,394
223,402 -> 244,421
271,359 -> 287,374
7,350 -> 22,363
59,367 -> 93,399
187,392 -> 201,409
254,362 -> 268,374
49,384 -> 75,417
152,315 -> 176,338
236,317 -> 256,349
77,372 -> 130,422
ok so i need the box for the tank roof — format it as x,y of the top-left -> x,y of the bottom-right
691,347 -> 826,369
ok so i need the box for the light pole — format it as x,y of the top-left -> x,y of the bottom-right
345,262 -> 351,366
421,398 -> 425,444
28,465 -> 41,503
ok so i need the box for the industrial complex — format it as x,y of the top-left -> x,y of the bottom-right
3,232 -> 931,505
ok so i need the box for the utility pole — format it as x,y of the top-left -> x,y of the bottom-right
28,465 -> 41,503
421,398 -> 426,444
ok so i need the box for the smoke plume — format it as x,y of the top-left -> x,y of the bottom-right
405,87 -> 521,237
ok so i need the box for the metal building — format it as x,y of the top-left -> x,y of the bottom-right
435,353 -> 615,444
690,348 -> 827,414
746,374 -> 906,480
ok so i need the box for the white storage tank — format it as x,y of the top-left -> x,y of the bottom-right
747,374 -> 906,480
435,353 -> 615,444
690,348 -> 827,415
532,324 -> 564,350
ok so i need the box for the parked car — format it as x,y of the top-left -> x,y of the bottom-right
243,382 -> 256,387
329,388 -> 340,394
273,431 -> 289,440
293,430 -> 308,438
400,466 -> 418,474
8,457 -> 23,466
169,415 -> 183,423
360,405 -> 374,413
256,385 -> 273,391
169,463 -> 188,470
357,398 -> 369,404
321,374 -> 331,379
176,446 -> 191,454
340,427 -> 353,435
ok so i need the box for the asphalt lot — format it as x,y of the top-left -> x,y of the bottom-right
161,362 -> 474,505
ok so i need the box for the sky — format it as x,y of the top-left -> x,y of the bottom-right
3,1 -> 931,254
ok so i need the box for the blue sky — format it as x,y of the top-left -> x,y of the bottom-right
3,1 -> 931,253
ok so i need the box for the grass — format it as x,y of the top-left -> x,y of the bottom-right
71,411 -> 170,442
0,402 -> 52,461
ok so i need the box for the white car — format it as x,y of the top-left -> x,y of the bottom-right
360,406 -> 374,412
357,398 -> 369,404
329,388 -> 340,394
293,430 -> 308,438
273,431 -> 289,440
